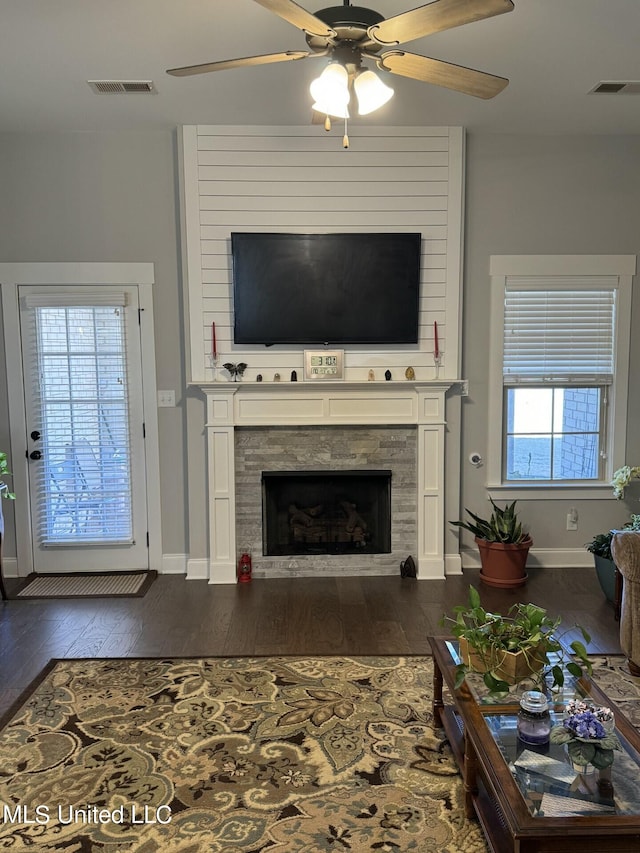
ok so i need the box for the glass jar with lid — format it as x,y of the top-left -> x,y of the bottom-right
517,690 -> 551,745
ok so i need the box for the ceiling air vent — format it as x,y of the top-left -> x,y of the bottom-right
88,80 -> 157,94
589,81 -> 640,95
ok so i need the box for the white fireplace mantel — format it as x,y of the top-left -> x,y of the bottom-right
196,380 -> 456,583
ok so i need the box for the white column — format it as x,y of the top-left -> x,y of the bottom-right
416,386 -> 447,579
206,387 -> 238,583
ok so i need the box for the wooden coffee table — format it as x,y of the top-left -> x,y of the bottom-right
429,636 -> 640,853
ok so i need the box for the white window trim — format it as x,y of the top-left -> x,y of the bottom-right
487,255 -> 635,500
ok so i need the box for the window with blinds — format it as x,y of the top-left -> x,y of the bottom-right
503,281 -> 616,384
25,297 -> 134,545
502,278 -> 617,483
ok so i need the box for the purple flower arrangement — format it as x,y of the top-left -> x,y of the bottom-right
563,710 -> 607,739
564,699 -> 614,725
551,702 -> 620,769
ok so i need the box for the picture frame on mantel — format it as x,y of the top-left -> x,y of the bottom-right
304,350 -> 344,381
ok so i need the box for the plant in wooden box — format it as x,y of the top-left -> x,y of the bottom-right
450,498 -> 531,588
443,586 -> 592,693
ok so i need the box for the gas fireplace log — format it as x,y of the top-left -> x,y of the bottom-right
340,501 -> 367,534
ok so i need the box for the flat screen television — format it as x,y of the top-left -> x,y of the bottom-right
231,232 -> 421,345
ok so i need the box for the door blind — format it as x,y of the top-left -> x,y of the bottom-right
503,278 -> 616,384
26,301 -> 134,545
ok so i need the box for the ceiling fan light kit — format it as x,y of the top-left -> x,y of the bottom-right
167,0 -> 514,147
310,62 -> 351,117
353,69 -> 394,115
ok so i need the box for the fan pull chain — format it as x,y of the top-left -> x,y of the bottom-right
324,115 -> 331,132
343,117 -> 349,149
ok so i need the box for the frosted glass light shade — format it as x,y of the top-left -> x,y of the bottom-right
309,63 -> 350,118
354,69 -> 394,115
311,100 -> 350,119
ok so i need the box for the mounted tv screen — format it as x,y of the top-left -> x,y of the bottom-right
231,232 -> 421,345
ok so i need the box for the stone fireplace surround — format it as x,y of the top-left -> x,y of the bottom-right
198,381 -> 452,583
239,430 -> 407,576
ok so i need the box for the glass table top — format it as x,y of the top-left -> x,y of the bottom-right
443,640 -> 640,818
488,712 -> 640,818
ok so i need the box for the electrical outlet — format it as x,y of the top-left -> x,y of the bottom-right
566,508 -> 578,531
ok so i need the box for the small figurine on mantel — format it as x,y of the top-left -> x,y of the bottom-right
273,373 -> 281,382
405,366 -> 415,380
291,370 -> 297,382
385,370 -> 392,381
256,374 -> 263,382
368,369 -> 375,381
223,362 -> 247,382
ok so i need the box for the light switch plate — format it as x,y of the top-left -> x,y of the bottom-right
157,390 -> 175,407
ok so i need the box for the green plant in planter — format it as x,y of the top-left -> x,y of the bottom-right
585,531 -> 614,561
450,498 -> 529,544
0,451 -> 15,500
443,586 -> 592,693
586,515 -> 640,559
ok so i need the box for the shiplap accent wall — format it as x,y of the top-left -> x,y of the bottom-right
178,125 -> 464,384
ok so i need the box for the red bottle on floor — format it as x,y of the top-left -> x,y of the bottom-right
237,551 -> 252,583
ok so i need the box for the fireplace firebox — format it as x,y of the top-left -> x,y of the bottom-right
262,470 -> 391,556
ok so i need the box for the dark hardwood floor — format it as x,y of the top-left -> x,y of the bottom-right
0,566 -> 621,718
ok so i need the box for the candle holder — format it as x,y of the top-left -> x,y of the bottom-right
210,353 -> 219,378
433,352 -> 443,379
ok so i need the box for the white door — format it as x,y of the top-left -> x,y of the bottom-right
20,286 -> 149,573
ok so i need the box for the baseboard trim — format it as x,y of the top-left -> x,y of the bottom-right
186,558 -> 209,580
445,553 -> 463,576
461,547 -> 592,570
0,556 -> 18,578
161,554 -> 188,575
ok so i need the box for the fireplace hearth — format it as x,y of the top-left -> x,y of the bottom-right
262,470 -> 391,556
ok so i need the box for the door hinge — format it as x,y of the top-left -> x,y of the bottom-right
142,422 -> 146,438
138,307 -> 145,325
146,531 -> 149,548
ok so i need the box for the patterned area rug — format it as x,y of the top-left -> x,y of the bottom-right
0,656 -> 485,852
0,655 -> 638,852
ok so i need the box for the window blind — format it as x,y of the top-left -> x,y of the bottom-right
503,278 -> 616,384
26,302 -> 134,546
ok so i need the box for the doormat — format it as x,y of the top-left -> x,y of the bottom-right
13,570 -> 157,599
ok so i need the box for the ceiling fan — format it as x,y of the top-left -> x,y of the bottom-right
167,0 -> 514,141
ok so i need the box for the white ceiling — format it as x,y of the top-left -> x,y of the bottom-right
2,0 -> 640,135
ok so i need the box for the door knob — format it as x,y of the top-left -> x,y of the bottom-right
29,450 -> 42,460
30,430 -> 41,441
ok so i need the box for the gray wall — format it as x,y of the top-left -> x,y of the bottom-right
1,129 -> 638,567
0,131 -> 188,560
462,133 -> 640,553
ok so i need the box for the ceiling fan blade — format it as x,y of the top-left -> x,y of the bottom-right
251,0 -> 336,37
378,51 -> 508,99
167,50 -> 309,77
369,0 -> 514,46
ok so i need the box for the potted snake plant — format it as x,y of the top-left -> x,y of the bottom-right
450,498 -> 532,589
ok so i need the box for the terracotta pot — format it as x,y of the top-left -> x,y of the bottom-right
476,536 -> 532,589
